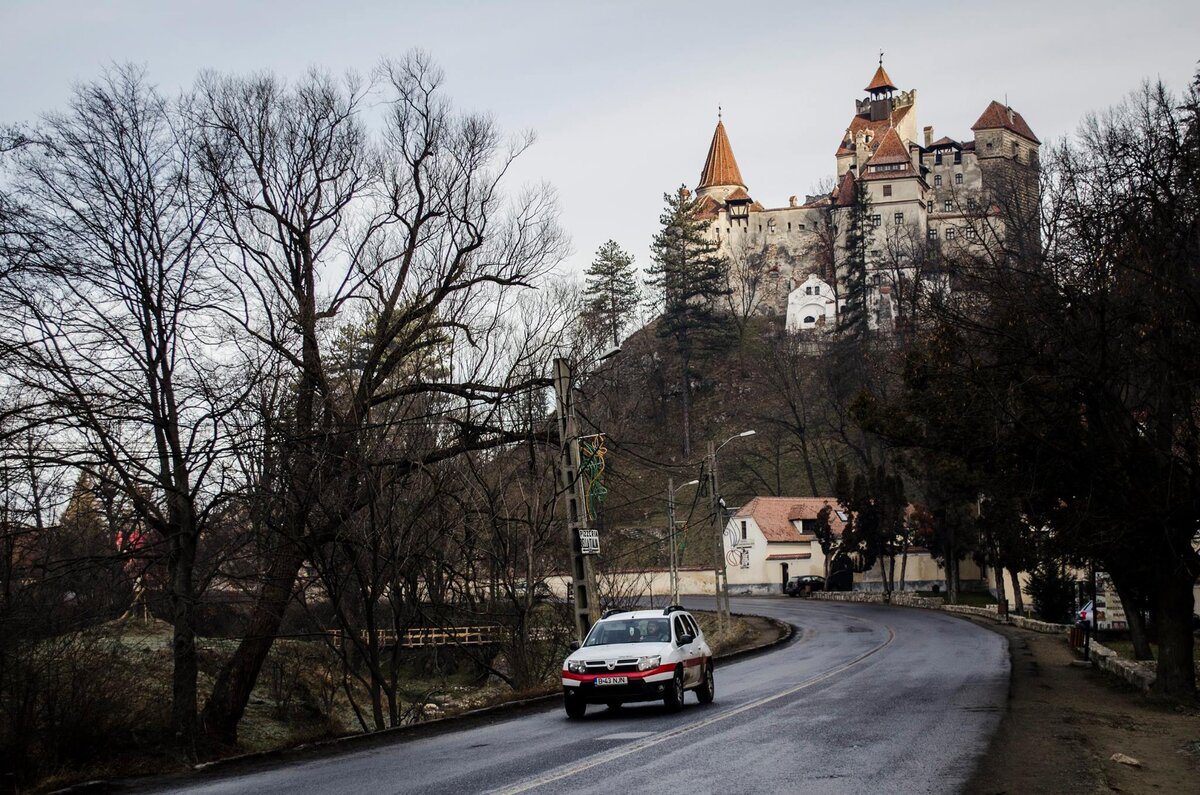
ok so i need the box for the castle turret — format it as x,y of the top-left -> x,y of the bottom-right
696,115 -> 747,204
864,60 -> 898,122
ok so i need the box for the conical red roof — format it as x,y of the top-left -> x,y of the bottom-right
697,119 -> 746,190
865,64 -> 898,93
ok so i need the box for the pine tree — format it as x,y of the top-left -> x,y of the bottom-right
837,177 -> 873,339
646,186 -> 733,456
583,240 -> 641,347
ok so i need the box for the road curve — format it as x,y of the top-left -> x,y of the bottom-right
140,597 -> 1008,795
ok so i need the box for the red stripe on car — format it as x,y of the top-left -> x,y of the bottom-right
562,663 -> 676,682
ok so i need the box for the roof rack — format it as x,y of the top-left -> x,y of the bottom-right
662,604 -> 685,616
601,608 -> 622,619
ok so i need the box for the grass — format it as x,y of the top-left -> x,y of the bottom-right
912,590 -> 998,608
1103,638 -> 1200,663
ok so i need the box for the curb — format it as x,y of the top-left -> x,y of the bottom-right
61,611 -> 795,793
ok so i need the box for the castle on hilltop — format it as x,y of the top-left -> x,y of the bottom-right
688,59 -> 1040,333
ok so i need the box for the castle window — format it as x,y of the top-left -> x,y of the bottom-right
944,199 -> 953,212
966,227 -> 978,240
872,274 -> 882,285
967,197 -> 977,209
928,229 -> 938,240
934,175 -> 942,187
814,285 -> 820,295
926,200 -> 933,213
946,227 -> 957,241
893,212 -> 904,225
954,151 -> 962,164
882,185 -> 892,197
803,316 -> 816,325
935,152 -> 943,165
870,214 -> 881,227
787,222 -> 792,231
955,173 -> 964,185
805,286 -> 812,295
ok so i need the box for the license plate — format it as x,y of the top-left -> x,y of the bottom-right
594,676 -> 628,685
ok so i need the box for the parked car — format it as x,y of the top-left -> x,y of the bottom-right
785,575 -> 826,596
561,605 -> 714,719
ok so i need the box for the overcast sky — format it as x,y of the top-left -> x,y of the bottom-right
3,1 -> 1198,280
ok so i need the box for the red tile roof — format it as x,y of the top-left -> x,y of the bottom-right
928,136 -> 960,148
866,127 -> 910,165
692,193 -> 722,220
724,186 -> 752,202
971,100 -> 1040,144
697,119 -> 747,190
834,169 -> 857,207
734,496 -> 845,542
865,64 -> 898,93
835,104 -> 912,154
766,552 -> 812,561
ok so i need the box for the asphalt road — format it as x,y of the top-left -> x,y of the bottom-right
143,597 -> 1009,795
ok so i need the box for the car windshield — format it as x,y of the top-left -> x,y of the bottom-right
584,618 -> 671,647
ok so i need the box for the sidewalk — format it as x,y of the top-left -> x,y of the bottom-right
965,618 -> 1199,793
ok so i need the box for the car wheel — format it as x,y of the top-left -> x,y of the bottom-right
564,689 -> 586,719
663,668 -> 685,712
695,662 -> 715,705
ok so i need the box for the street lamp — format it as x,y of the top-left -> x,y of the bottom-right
667,478 -> 700,604
709,430 -> 756,633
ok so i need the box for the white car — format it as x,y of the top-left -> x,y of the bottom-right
561,606 -> 714,719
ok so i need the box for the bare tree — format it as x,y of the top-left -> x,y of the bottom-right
0,66 -> 243,751
193,53 -> 567,743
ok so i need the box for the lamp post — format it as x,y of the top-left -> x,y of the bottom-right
667,478 -> 700,605
708,430 -> 756,634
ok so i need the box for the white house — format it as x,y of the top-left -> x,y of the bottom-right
724,496 -> 846,594
785,274 -> 838,333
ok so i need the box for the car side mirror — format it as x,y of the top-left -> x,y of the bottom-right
678,633 -> 695,646
569,640 -> 581,651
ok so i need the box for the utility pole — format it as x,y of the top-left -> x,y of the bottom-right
666,478 -> 698,606
554,357 -> 600,642
667,477 -> 678,605
707,440 -> 731,634
707,431 -> 754,635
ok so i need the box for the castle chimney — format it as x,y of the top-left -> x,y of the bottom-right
1007,107 -> 1014,123
923,126 -> 933,147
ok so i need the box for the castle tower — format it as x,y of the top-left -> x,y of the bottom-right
696,115 -> 747,204
864,60 -> 898,122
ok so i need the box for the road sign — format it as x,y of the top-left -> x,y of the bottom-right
578,528 -> 600,555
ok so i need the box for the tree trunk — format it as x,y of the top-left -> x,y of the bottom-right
680,351 -> 691,458
991,563 -> 1008,618
168,527 -> 199,755
1149,565 -> 1197,699
202,539 -> 307,745
1007,566 -> 1025,615
899,541 -> 909,592
1117,586 -> 1153,661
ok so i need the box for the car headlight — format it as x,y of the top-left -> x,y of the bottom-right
566,659 -> 587,674
637,655 -> 661,671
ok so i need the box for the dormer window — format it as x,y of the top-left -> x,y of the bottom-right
729,202 -> 749,220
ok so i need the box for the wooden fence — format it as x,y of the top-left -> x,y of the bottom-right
327,625 -> 505,649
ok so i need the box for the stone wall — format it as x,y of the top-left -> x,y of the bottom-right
1085,640 -> 1156,693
